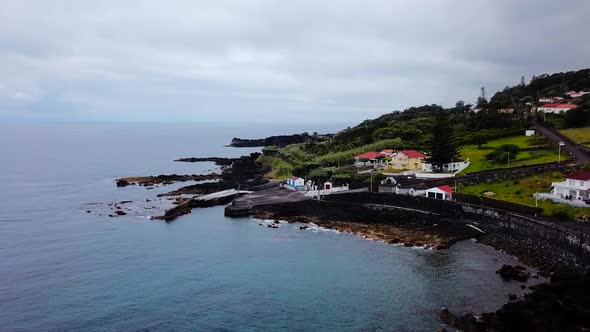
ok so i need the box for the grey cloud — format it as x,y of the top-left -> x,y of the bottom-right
0,0 -> 588,123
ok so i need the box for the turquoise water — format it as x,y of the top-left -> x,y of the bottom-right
0,124 -> 535,331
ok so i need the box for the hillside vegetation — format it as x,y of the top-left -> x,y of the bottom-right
256,68 -> 590,180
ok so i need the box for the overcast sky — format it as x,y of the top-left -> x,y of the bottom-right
1,0 -> 589,124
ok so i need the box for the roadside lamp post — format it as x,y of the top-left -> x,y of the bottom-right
558,142 -> 565,163
317,181 -> 320,201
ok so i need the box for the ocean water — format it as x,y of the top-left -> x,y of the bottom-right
0,123 -> 537,331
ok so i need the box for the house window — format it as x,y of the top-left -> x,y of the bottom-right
580,181 -> 585,187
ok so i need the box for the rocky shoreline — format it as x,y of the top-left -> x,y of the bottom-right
251,200 -> 481,249
439,271 -> 590,332
158,152 -> 270,197
115,174 -> 219,187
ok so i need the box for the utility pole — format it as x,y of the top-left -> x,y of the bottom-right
317,182 -> 320,201
558,142 -> 564,163
370,171 -> 373,192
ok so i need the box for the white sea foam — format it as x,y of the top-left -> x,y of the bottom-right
306,223 -> 340,233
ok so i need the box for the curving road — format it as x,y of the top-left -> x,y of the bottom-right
534,121 -> 590,164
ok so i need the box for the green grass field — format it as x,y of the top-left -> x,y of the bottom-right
458,172 -> 590,219
459,135 -> 561,174
560,127 -> 590,145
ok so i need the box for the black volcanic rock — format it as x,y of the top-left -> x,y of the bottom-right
229,133 -> 327,147
174,157 -> 238,166
160,153 -> 270,197
116,179 -> 130,187
497,264 -> 530,282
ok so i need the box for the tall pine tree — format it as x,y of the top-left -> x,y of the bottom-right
426,111 -> 460,172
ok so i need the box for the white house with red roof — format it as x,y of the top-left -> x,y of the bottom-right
551,171 -> 590,200
390,150 -> 426,170
565,91 -> 590,98
425,185 -> 453,200
537,103 -> 577,114
354,151 -> 388,168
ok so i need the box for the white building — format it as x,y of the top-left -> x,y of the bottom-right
565,91 -> 590,98
353,151 -> 388,168
425,185 -> 453,200
525,130 -> 536,136
422,159 -> 470,173
539,97 -> 564,103
497,108 -> 514,114
537,103 -> 577,113
551,171 -> 590,200
286,176 -> 305,189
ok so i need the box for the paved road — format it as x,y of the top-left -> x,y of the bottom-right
234,187 -> 310,208
534,121 -> 590,164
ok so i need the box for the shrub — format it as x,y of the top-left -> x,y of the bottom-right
550,204 -> 574,221
292,164 -> 307,178
273,160 -> 293,178
486,144 -> 520,163
309,168 -> 328,181
332,174 -> 352,185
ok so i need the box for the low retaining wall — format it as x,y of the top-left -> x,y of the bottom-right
454,192 -> 543,216
324,192 -> 590,260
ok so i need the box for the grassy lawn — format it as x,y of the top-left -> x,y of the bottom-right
459,135 -> 562,174
458,172 -> 590,220
560,127 -> 590,145
482,135 -> 546,149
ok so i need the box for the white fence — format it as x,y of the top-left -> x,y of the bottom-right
304,185 -> 368,198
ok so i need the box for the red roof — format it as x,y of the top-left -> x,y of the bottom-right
381,149 -> 394,154
539,103 -> 577,108
355,151 -> 385,159
567,171 -> 590,181
398,150 -> 426,158
288,176 -> 301,180
437,185 -> 454,194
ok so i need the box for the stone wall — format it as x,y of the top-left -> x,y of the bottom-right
324,192 -> 590,260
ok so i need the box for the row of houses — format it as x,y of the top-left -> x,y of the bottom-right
536,91 -> 587,105
536,103 -> 578,114
354,149 -> 469,173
